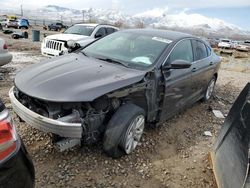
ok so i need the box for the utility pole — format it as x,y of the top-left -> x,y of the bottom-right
20,4 -> 23,17
82,10 -> 85,22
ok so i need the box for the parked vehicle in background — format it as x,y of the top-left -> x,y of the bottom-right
48,22 -> 68,31
231,41 -> 239,49
0,38 -> 12,66
0,99 -> 35,188
12,29 -> 221,158
18,19 -> 29,29
236,41 -> 250,52
5,19 -> 18,28
0,18 -> 7,27
41,23 -> 119,57
218,39 -> 232,49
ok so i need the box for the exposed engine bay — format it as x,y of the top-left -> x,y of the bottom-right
15,88 -> 121,144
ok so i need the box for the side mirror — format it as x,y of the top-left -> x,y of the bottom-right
169,59 -> 191,69
95,33 -> 103,38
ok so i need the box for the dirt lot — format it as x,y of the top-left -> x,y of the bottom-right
0,33 -> 250,187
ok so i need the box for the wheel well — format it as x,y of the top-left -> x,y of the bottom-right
214,73 -> 218,81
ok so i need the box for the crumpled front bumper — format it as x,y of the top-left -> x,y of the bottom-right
9,87 -> 82,138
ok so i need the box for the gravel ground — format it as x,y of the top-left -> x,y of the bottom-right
0,43 -> 249,187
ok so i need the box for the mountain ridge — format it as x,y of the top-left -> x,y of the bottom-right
3,5 -> 250,37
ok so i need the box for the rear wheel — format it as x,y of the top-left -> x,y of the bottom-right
103,103 -> 145,158
203,76 -> 216,101
20,26 -> 28,29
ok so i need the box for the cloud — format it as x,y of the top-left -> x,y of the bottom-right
1,0 -> 250,11
134,7 -> 169,18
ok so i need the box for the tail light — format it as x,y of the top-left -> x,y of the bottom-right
0,110 -> 18,161
3,43 -> 8,50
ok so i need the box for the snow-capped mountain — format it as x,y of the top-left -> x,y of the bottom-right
132,8 -> 249,36
6,5 -> 250,37
36,5 -> 130,24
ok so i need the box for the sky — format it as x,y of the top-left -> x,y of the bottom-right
0,0 -> 250,30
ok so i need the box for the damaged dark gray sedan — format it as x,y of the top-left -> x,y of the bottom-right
9,29 -> 221,158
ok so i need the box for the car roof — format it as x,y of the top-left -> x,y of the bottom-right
121,29 -> 192,41
75,23 -> 118,28
75,23 -> 99,27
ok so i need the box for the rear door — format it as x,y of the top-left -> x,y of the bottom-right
160,39 -> 195,121
190,39 -> 215,100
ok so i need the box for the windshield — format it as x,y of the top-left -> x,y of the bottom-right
221,39 -> 230,43
82,31 -> 171,69
64,25 -> 95,36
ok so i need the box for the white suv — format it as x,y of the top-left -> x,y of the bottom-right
41,23 -> 118,57
218,39 -> 232,49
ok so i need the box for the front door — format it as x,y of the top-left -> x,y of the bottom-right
160,39 -> 195,122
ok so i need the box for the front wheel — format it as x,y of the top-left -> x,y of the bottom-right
203,76 -> 216,101
103,103 -> 145,158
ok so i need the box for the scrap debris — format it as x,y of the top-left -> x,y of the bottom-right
212,110 -> 224,118
204,131 -> 213,137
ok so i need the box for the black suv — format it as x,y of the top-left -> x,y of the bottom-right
48,22 -> 68,31
0,100 -> 35,187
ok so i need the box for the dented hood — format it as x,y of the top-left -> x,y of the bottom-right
14,53 -> 145,102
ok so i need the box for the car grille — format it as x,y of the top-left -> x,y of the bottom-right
45,40 -> 64,51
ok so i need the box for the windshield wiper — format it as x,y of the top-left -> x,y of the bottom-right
97,57 -> 129,68
81,51 -> 88,57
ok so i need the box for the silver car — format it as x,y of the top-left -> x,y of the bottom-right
0,38 -> 12,66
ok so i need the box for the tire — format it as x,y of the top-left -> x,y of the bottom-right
12,34 -> 19,39
103,103 -> 145,158
20,26 -> 28,29
203,76 -> 216,101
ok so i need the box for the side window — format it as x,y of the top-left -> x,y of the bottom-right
168,40 -> 193,63
206,45 -> 211,56
106,27 -> 116,35
192,40 -> 208,61
95,27 -> 106,37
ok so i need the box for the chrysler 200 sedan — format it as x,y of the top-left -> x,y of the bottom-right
9,29 -> 221,158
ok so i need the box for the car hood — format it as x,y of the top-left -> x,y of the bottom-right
46,33 -> 89,41
14,53 -> 146,102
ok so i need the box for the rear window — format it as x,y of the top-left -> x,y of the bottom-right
221,39 -> 230,43
206,46 -> 211,56
192,40 -> 208,61
106,27 -> 117,35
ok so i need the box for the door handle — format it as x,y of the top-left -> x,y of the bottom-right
192,67 -> 197,72
209,62 -> 214,66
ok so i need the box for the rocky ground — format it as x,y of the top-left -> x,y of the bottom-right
0,34 -> 250,187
